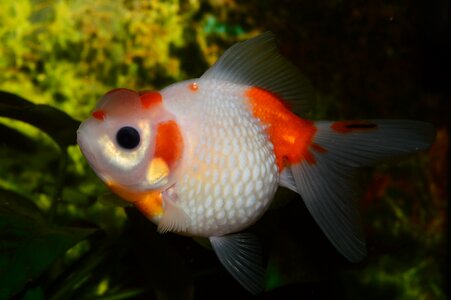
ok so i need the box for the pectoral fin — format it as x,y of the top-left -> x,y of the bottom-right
209,233 -> 265,294
157,193 -> 190,234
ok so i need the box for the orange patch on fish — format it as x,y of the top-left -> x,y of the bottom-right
134,191 -> 164,219
331,120 -> 378,133
107,182 -> 163,218
140,91 -> 163,109
246,86 -> 320,169
92,110 -> 106,121
189,82 -> 199,91
154,120 -> 184,169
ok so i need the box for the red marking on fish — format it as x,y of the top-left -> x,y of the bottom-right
311,143 -> 327,153
246,86 -> 319,169
140,91 -> 163,109
189,82 -> 199,91
154,120 -> 184,169
331,121 -> 378,133
108,182 -> 163,217
92,110 -> 106,121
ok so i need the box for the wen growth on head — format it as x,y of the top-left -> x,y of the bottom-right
77,32 -> 435,293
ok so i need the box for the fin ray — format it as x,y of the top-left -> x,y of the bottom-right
279,168 -> 297,192
157,196 -> 190,233
289,119 -> 435,262
314,120 -> 435,167
209,233 -> 265,294
201,32 -> 314,115
292,159 -> 366,262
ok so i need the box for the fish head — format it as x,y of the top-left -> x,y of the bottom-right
77,88 -> 182,203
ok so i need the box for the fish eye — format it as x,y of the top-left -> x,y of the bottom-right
116,126 -> 141,150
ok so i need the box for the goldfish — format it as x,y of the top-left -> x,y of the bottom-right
77,32 -> 435,293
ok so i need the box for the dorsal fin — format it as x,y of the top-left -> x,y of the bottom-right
201,32 -> 314,116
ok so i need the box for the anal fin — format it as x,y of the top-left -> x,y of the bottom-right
209,233 -> 265,294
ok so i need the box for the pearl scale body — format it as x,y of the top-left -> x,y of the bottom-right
161,79 -> 279,237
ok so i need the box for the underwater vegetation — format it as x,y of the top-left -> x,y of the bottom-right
0,1 -> 448,299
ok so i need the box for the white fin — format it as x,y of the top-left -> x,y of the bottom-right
289,120 -> 435,262
157,197 -> 190,234
209,233 -> 265,294
279,168 -> 297,193
313,120 -> 435,167
201,32 -> 314,115
292,159 -> 366,262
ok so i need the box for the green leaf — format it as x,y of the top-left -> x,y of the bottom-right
0,123 -> 37,150
0,91 -> 80,148
0,211 -> 97,299
23,286 -> 45,300
0,188 -> 46,224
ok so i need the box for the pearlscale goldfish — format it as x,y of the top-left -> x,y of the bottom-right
77,32 -> 435,293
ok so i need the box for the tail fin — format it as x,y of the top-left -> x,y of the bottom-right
280,120 -> 435,262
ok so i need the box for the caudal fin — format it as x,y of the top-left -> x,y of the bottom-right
280,120 -> 435,262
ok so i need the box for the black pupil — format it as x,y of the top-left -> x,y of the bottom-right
116,127 -> 140,149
